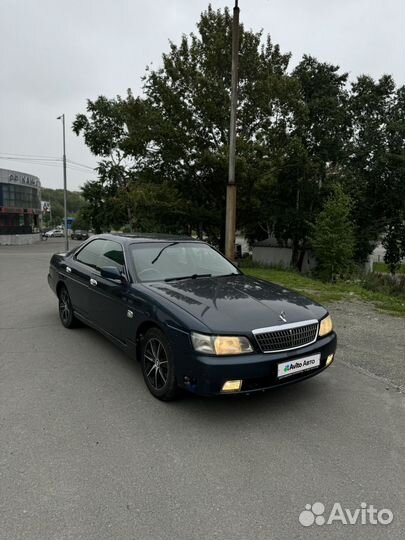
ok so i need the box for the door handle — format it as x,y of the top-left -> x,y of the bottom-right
90,278 -> 98,287
66,266 -> 72,273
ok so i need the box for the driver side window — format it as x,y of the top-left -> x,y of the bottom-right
99,240 -> 125,271
75,239 -> 105,270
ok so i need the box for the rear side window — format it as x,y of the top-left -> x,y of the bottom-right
75,239 -> 105,269
99,240 -> 125,270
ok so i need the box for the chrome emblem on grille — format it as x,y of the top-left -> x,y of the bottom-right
279,311 -> 287,323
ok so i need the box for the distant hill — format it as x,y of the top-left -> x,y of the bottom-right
41,187 -> 85,224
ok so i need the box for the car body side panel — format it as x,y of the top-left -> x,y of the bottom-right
64,259 -> 91,317
87,270 -> 132,342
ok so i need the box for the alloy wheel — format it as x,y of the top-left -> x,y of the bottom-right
59,289 -> 71,324
143,338 -> 169,390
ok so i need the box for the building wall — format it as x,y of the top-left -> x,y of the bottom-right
253,246 -> 292,267
370,243 -> 404,266
0,169 -> 41,238
0,233 -> 41,246
252,246 -> 317,272
235,233 -> 251,256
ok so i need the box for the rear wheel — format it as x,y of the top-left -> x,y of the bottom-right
58,285 -> 79,329
141,328 -> 179,401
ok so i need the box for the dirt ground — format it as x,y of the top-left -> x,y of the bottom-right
328,300 -> 405,390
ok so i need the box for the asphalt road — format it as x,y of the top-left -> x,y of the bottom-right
0,239 -> 404,540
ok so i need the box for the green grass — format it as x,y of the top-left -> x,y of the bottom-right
241,265 -> 405,316
373,261 -> 405,274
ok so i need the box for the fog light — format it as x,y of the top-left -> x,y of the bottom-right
221,380 -> 242,392
326,354 -> 334,367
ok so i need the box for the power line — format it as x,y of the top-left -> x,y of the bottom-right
66,159 -> 95,171
0,156 -> 60,163
0,154 -> 96,173
0,152 -> 95,170
0,151 -> 58,159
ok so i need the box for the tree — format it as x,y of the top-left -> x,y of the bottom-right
239,56 -> 351,269
73,5 -> 403,274
73,94 -> 162,232
310,184 -> 355,280
72,210 -> 90,231
142,5 -> 300,247
345,75 -> 398,261
383,215 -> 405,274
78,181 -> 111,233
73,6 -> 296,246
381,85 -> 405,273
40,187 -> 85,227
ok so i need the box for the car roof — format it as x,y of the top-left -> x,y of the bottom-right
98,233 -> 203,244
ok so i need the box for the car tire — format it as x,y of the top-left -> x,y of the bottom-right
141,328 -> 179,401
58,285 -> 79,329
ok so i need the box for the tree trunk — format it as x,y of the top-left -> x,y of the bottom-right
127,207 -> 133,232
291,239 -> 307,272
291,239 -> 299,269
297,248 -> 306,273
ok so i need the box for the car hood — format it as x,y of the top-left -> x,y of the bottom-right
143,274 -> 327,334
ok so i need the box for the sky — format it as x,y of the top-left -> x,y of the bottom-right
0,0 -> 404,191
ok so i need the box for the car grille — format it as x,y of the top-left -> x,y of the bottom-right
253,321 -> 319,353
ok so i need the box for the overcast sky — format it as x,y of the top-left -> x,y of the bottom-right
1,0 -> 404,191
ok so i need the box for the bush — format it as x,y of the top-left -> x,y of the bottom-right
362,272 -> 405,298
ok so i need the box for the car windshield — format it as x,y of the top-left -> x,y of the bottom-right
130,241 -> 239,282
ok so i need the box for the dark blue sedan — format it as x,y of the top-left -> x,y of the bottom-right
48,234 -> 337,400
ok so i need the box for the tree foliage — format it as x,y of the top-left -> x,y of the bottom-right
310,184 -> 355,280
73,5 -> 405,272
41,187 -> 85,227
383,214 -> 405,274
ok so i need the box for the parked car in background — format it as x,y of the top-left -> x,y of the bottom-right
48,234 -> 337,401
45,229 -> 64,238
71,230 -> 89,241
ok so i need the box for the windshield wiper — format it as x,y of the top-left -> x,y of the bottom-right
151,242 -> 179,265
164,273 -> 212,282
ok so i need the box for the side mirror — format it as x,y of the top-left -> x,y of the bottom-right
100,266 -> 125,282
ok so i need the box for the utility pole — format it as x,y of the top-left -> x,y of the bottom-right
57,114 -> 69,251
225,0 -> 240,261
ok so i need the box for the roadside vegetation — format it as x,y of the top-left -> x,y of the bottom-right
241,262 -> 405,316
373,262 -> 405,274
72,6 -> 405,275
41,187 -> 85,228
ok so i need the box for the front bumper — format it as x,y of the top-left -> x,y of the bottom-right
182,332 -> 337,396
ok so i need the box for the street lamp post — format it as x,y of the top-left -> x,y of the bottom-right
225,0 -> 240,261
57,114 -> 69,251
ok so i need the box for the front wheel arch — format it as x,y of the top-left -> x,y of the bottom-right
56,281 -> 65,298
135,320 -> 166,362
57,283 -> 79,329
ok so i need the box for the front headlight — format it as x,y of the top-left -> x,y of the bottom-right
191,332 -> 253,355
319,315 -> 333,337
